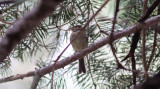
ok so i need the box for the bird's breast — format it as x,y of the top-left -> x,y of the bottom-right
70,31 -> 87,52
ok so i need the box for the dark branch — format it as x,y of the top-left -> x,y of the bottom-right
138,0 -> 160,22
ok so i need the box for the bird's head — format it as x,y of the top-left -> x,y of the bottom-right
70,25 -> 82,32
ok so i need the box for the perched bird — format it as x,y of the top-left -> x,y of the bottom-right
70,25 -> 88,73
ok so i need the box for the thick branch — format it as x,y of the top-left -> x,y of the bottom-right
0,14 -> 160,83
0,0 -> 63,63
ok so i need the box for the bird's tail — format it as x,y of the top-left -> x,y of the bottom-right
78,58 -> 86,73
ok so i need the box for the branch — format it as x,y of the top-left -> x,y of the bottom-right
0,0 -> 15,5
87,57 -> 97,89
0,71 -> 35,83
0,0 -> 63,63
142,0 -> 149,80
134,71 -> 160,89
147,24 -> 158,70
83,0 -> 109,28
109,0 -> 124,69
138,0 -> 160,22
1,14 -> 160,84
147,4 -> 160,71
30,69 -> 41,89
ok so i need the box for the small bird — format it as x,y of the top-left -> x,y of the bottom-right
70,25 -> 88,73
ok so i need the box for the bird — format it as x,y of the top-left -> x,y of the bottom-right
70,25 -> 88,73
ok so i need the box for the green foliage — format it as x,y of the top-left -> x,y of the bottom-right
1,0 -> 160,89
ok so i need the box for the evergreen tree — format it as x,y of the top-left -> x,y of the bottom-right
0,0 -> 160,89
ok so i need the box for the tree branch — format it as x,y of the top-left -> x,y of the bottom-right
142,0 -> 149,80
0,0 -> 63,63
138,0 -> 160,22
0,14 -> 160,84
30,69 -> 41,89
147,5 -> 160,71
110,0 -> 123,69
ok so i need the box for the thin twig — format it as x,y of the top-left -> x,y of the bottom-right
119,1 -> 142,10
147,5 -> 160,71
30,69 -> 41,89
87,57 -> 97,89
48,15 -> 79,30
147,25 -> 157,71
86,1 -> 97,88
142,0 -> 149,80
83,0 -> 110,29
89,0 -> 102,32
100,30 -> 109,35
109,0 -> 123,69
